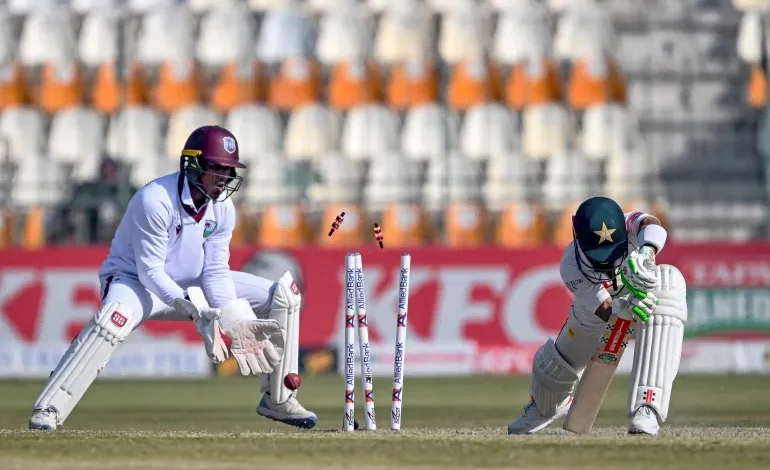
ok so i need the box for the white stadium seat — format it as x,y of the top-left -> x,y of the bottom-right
71,0 -> 122,14
241,152 -> 295,206
554,0 -> 616,60
0,107 -> 46,163
580,104 -> 631,161
106,106 -> 164,164
306,152 -> 364,205
79,10 -> 119,67
316,1 -> 374,65
401,103 -> 448,162
737,10 -> 763,64
19,8 -> 77,66
249,0 -> 298,11
0,9 -> 15,65
224,104 -> 283,163
189,0 -> 234,14
257,5 -> 316,64
438,0 -> 490,64
8,0 -> 62,15
128,0 -> 178,13
422,153 -> 483,211
197,2 -> 256,67
364,153 -> 421,211
542,151 -> 602,210
522,103 -> 569,161
374,2 -> 434,64
48,106 -> 106,181
605,143 -> 650,204
284,103 -> 340,161
166,105 -> 221,160
460,103 -> 520,161
341,104 -> 400,161
13,157 -> 68,207
137,4 -> 196,66
483,152 -> 537,211
493,3 -> 552,65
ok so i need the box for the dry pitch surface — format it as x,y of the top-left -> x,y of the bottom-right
1,376 -> 770,469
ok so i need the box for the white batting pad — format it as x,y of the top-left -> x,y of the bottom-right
628,264 -> 687,421
530,338 -> 579,417
269,271 -> 302,403
554,308 -> 607,376
33,301 -> 134,424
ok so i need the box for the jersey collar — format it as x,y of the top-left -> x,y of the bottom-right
177,172 -> 208,222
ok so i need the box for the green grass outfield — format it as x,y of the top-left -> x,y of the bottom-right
2,375 -> 770,469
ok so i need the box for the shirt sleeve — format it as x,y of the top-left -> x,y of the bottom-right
560,246 -> 610,315
201,202 -> 237,308
132,190 -> 186,306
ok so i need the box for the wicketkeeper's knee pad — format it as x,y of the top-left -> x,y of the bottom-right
34,301 -> 135,424
266,271 -> 301,403
628,264 -> 687,421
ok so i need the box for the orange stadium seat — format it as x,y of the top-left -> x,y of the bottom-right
444,202 -> 487,247
381,203 -> 429,247
318,204 -> 365,246
257,203 -> 310,247
91,63 -> 150,114
505,58 -> 563,111
748,64 -> 766,108
230,207 -> 260,247
328,59 -> 383,111
0,209 -> 13,248
386,60 -> 438,110
39,61 -> 84,113
494,202 -> 547,247
153,60 -> 203,113
22,207 -> 46,249
567,56 -> 626,110
552,202 -> 581,247
447,58 -> 504,110
0,62 -> 30,109
210,61 -> 268,112
268,57 -> 321,111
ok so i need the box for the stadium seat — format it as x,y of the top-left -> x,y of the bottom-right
422,153 -> 483,212
316,2 -> 374,65
22,207 -> 47,249
552,201 -> 581,246
447,57 -> 504,110
129,0 -> 179,13
341,104 -> 400,161
460,103 -> 519,161
71,0 -> 123,11
257,5 -> 316,64
224,104 -> 283,163
317,203 -> 365,246
483,152 -> 538,211
364,153 -> 421,211
0,209 -> 13,248
284,103 -> 340,161
554,1 -> 616,61
48,106 -> 105,181
39,61 -> 84,113
443,201 -> 487,247
306,153 -> 364,206
153,59 -> 203,113
543,152 -> 603,211
241,152 -> 299,207
605,144 -> 649,204
137,4 -> 195,66
166,105 -> 221,160
210,60 -> 268,112
505,56 -> 563,110
492,3 -> 552,65
197,2 -> 255,68
580,104 -> 630,161
401,103 -> 447,162
386,57 -> 439,110
733,0 -> 770,10
374,2 -> 434,64
0,106 -> 46,163
79,10 -> 119,68
748,65 -> 766,108
19,9 -> 76,67
12,156 -> 67,208
737,10 -> 762,64
522,103 -> 569,160
438,1 -> 490,64
257,203 -> 310,247
328,59 -> 383,110
380,202 -> 429,247
0,62 -> 31,109
567,53 -> 627,110
0,9 -> 15,62
107,106 -> 164,166
91,62 -> 150,114
268,57 -> 321,110
494,202 -> 547,247
189,0 -> 225,13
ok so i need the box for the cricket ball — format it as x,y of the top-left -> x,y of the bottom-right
284,373 -> 302,390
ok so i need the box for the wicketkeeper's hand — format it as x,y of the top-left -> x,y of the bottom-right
217,299 -> 285,375
174,298 -> 229,363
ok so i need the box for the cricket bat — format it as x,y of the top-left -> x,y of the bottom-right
563,313 -> 634,434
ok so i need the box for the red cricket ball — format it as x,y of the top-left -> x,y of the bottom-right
284,373 -> 302,390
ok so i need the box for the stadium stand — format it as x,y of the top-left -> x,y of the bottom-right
0,0 -> 766,247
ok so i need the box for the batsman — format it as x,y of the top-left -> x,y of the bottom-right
508,196 -> 687,436
28,125 -> 316,431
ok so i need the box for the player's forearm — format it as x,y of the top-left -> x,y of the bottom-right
201,269 -> 237,308
638,217 -> 667,255
138,267 -> 186,307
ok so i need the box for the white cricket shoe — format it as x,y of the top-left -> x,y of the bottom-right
29,407 -> 58,431
628,405 -> 660,435
507,396 -> 572,435
257,392 -> 317,429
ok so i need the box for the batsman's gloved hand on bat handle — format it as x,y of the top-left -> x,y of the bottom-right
620,246 -> 659,322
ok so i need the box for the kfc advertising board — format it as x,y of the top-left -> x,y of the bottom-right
2,243 -> 770,377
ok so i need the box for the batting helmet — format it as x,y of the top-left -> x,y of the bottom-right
180,125 -> 245,200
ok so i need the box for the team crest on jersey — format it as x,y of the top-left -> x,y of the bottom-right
223,136 -> 236,154
203,220 -> 217,238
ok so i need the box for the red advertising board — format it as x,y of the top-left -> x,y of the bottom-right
2,243 -> 770,376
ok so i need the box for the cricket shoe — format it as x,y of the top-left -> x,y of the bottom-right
628,405 -> 659,436
507,396 -> 572,435
29,407 -> 58,431
257,392 -> 317,429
